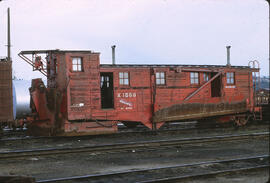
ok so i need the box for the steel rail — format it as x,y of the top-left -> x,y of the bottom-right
0,122 -> 198,141
0,124 -> 210,142
0,132 -> 268,159
139,165 -> 269,183
36,155 -> 269,183
1,121 -> 268,142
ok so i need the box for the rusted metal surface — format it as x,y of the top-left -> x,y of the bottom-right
19,49 -> 259,135
153,101 -> 247,123
0,60 -> 13,123
255,89 -> 269,121
256,89 -> 269,105
26,79 -> 62,136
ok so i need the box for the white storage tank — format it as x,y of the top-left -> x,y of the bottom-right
13,79 -> 31,119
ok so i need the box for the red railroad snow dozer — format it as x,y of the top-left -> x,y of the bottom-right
19,49 -> 262,136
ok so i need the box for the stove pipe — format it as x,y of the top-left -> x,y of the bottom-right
112,45 -> 116,65
226,46 -> 231,67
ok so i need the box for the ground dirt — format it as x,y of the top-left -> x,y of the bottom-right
0,122 -> 269,182
0,138 -> 268,182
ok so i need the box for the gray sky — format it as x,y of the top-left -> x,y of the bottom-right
0,0 -> 268,79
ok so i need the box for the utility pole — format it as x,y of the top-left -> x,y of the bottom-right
266,2 -> 270,183
265,0 -> 270,87
7,7 -> 11,61
266,0 -> 270,84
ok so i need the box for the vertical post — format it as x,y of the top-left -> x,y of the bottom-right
267,0 -> 270,100
150,68 -> 156,130
6,7 -> 13,121
266,1 -> 270,183
111,45 -> 116,65
7,8 -> 11,61
226,46 -> 231,66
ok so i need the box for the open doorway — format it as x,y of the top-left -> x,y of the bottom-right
100,72 -> 114,109
211,72 -> 221,97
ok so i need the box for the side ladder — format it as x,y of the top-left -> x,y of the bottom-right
249,60 -> 262,120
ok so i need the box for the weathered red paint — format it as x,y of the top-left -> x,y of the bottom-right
19,50 -> 260,136
0,60 -> 13,124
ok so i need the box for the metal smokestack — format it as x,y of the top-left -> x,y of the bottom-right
226,46 -> 231,66
112,45 -> 116,65
7,7 -> 11,61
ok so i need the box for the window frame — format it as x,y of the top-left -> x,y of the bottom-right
71,57 -> 83,72
119,72 -> 129,86
156,71 -> 166,85
203,73 -> 209,82
190,72 -> 199,84
226,72 -> 235,85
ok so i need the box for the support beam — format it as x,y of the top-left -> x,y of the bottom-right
184,72 -> 222,101
18,52 -> 47,76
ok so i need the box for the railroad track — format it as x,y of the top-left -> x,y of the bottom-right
0,132 -> 268,159
36,155 -> 269,183
0,129 -> 26,139
1,121 -> 268,142
0,121 -> 197,141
